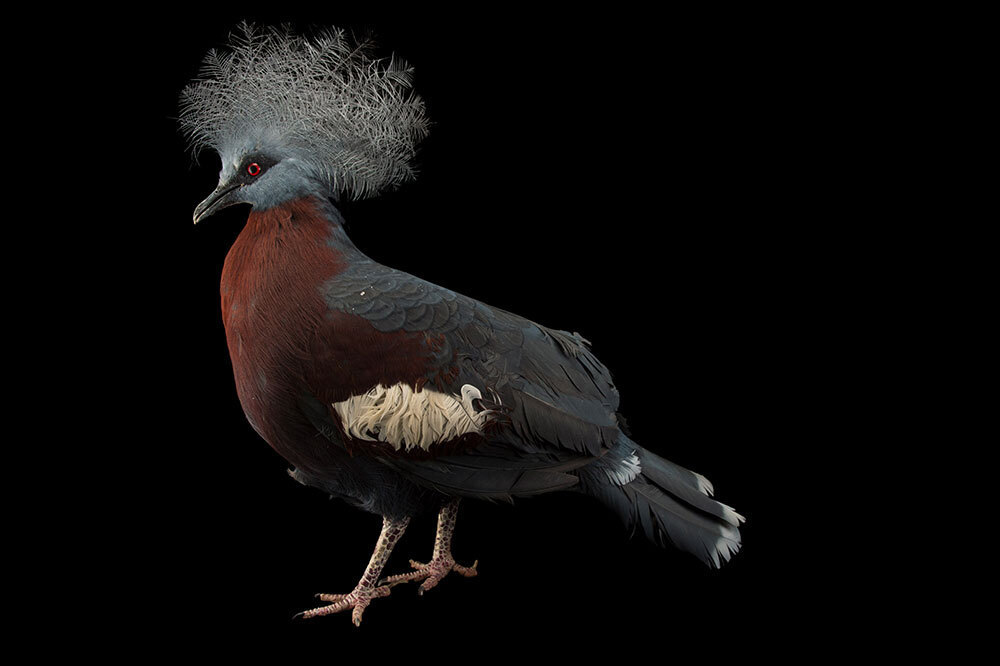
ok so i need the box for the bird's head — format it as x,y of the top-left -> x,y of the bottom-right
181,23 -> 429,224
192,136 -> 321,224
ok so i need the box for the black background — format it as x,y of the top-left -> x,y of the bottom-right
65,5 -> 841,658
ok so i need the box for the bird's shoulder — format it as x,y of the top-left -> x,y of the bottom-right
320,259 -> 603,378
321,259 -> 479,334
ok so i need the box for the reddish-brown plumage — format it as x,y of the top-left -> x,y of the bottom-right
306,311 -> 439,403
220,196 -> 450,474
221,197 -> 341,472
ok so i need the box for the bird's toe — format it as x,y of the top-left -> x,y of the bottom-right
298,584 -> 392,624
380,555 -> 478,594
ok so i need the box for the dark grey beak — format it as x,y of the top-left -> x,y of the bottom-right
193,182 -> 243,225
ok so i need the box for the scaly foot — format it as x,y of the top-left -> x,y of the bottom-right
295,584 -> 393,625
380,555 -> 478,595
293,515 -> 411,625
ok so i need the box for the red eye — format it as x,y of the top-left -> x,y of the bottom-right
247,163 -> 261,176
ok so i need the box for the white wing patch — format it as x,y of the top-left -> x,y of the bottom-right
332,383 -> 496,451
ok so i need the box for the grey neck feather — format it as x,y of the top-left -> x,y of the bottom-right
306,193 -> 370,262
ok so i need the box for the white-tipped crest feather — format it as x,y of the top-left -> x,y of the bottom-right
179,22 -> 429,199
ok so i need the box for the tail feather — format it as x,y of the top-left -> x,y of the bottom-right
579,437 -> 744,568
628,478 -> 742,568
636,448 -> 745,527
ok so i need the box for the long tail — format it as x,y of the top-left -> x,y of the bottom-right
577,435 -> 744,568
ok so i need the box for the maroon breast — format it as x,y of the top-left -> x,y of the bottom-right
220,197 -> 348,467
218,196 -> 442,471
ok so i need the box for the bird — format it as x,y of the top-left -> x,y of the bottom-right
181,23 -> 744,625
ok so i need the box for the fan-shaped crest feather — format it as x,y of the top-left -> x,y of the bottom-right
179,22 -> 429,199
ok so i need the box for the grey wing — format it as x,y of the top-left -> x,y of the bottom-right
324,260 -> 476,333
322,262 -> 623,499
448,303 -> 622,456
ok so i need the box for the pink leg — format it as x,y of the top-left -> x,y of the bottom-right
296,515 -> 410,625
380,498 -> 477,595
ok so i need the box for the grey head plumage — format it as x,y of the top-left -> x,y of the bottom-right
179,22 -> 429,204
